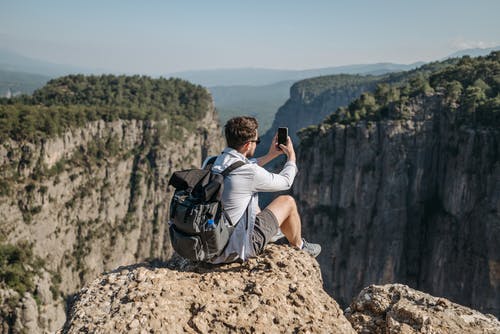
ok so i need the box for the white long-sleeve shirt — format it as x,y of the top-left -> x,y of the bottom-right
203,147 -> 298,263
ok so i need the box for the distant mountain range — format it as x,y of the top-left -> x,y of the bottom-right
1,45 -> 498,90
0,48 -> 102,77
169,63 -> 425,87
170,46 -> 500,87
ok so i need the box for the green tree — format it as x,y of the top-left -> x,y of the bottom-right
445,80 -> 463,106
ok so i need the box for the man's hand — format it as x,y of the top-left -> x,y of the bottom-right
268,133 -> 284,159
279,136 -> 296,162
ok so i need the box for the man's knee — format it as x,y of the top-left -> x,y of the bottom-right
276,195 -> 297,209
266,195 -> 296,216
266,195 -> 300,227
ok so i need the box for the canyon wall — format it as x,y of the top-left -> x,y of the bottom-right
293,94 -> 500,316
0,97 -> 224,332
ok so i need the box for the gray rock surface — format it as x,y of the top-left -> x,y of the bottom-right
346,284 -> 500,333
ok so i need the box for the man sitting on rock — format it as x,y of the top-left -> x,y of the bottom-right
205,116 -> 321,264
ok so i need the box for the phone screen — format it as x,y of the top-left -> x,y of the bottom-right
278,127 -> 288,146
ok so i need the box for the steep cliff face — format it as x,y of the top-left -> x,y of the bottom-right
0,95 -> 224,332
293,94 -> 500,316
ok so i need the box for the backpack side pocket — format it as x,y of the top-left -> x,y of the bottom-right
203,217 -> 232,258
169,225 -> 205,261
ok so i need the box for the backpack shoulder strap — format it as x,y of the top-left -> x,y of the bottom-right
203,156 -> 218,170
218,160 -> 245,227
220,160 -> 245,177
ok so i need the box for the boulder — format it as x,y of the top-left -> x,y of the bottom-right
346,284 -> 500,334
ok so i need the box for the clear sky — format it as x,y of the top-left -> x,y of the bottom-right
1,0 -> 499,74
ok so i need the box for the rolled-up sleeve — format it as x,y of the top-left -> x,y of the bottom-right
251,161 -> 298,192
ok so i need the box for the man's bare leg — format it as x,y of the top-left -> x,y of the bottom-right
265,195 -> 302,247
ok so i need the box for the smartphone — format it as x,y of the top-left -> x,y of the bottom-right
277,127 -> 288,147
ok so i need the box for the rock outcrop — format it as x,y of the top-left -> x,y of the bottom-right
60,244 -> 356,334
346,284 -> 500,333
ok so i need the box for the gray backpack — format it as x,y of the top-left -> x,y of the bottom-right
167,156 -> 244,261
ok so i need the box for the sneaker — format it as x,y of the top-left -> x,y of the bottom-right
301,238 -> 321,257
270,229 -> 286,243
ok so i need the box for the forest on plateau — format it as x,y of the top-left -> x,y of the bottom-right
0,75 -> 211,143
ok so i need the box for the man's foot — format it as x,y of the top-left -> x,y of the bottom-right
301,239 -> 321,257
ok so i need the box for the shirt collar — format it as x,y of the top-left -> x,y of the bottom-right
223,147 -> 250,163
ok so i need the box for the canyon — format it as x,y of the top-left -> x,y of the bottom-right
2,53 -> 499,331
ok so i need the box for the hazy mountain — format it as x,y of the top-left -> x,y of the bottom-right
0,48 -> 105,76
170,62 -> 424,87
209,80 -> 293,133
444,46 -> 500,59
0,69 -> 51,97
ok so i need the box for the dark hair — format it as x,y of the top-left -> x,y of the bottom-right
224,116 -> 258,149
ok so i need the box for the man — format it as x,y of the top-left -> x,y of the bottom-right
205,116 -> 321,264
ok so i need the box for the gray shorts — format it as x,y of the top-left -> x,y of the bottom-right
251,208 -> 279,255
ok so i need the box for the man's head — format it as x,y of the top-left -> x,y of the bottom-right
224,116 -> 259,157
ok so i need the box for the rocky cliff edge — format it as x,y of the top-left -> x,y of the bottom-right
60,244 -> 354,333
60,244 -> 499,333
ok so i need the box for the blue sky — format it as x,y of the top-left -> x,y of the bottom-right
1,0 -> 499,74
